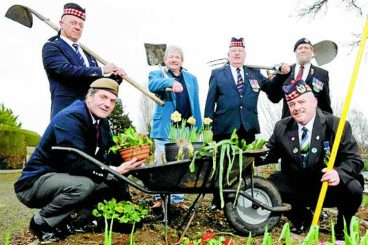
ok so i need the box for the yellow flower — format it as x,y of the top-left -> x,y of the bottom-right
203,117 -> 213,125
171,111 -> 182,122
187,116 -> 196,125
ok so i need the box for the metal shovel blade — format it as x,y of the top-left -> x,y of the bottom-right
144,43 -> 166,66
313,40 -> 338,66
5,5 -> 33,28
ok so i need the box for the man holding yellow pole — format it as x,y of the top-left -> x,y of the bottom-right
260,79 -> 364,239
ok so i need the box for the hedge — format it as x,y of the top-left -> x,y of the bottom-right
0,125 -> 41,169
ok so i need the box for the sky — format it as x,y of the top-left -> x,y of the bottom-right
0,0 -> 367,136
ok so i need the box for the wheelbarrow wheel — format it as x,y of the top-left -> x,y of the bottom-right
224,176 -> 282,236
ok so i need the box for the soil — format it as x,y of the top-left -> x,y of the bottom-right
1,172 -> 367,245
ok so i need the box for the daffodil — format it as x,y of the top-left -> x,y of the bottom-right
171,111 -> 182,122
187,116 -> 196,125
204,117 -> 213,125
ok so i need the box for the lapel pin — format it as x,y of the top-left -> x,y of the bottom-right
291,137 -> 295,141
293,148 -> 298,153
312,148 -> 317,153
316,135 -> 320,140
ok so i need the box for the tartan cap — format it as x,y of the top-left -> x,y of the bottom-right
62,3 -> 86,20
229,37 -> 245,48
283,79 -> 312,101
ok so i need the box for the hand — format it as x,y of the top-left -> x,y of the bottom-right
321,168 -> 340,186
116,157 -> 144,174
279,64 -> 290,75
172,80 -> 183,93
113,67 -> 127,77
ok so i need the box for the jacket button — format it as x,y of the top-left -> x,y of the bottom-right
240,95 -> 243,98
240,106 -> 243,109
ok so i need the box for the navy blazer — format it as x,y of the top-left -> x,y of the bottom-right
15,100 -> 117,193
204,65 -> 270,137
264,109 -> 364,192
267,64 -> 332,118
42,36 -> 104,118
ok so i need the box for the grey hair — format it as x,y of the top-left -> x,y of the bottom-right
164,45 -> 184,62
85,88 -> 98,99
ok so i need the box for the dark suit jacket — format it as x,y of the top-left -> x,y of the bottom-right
204,65 -> 274,137
14,100 -> 117,193
42,36 -> 120,118
264,109 -> 364,193
267,64 -> 332,118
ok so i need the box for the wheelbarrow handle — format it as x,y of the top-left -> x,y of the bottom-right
51,146 -> 170,195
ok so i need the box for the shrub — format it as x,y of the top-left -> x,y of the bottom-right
0,125 -> 40,169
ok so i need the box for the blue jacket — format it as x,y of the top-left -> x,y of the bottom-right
204,65 -> 270,137
14,100 -> 117,193
42,36 -> 104,118
148,69 -> 202,139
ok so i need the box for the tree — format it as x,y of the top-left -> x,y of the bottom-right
348,108 -> 368,146
137,92 -> 155,135
108,98 -> 134,135
258,94 -> 283,139
0,103 -> 21,128
297,0 -> 364,18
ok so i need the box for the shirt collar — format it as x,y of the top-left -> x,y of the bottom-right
297,113 -> 316,133
90,112 -> 100,125
60,35 -> 79,49
230,65 -> 243,72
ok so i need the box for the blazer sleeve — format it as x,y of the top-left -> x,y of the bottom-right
42,42 -> 103,84
334,121 -> 364,185
259,121 -> 282,165
53,113 -> 107,182
263,72 -> 291,103
204,70 -> 218,120
148,70 -> 175,92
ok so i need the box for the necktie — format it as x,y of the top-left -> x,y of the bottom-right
300,127 -> 309,168
72,43 -> 86,66
296,65 -> 304,80
236,68 -> 244,93
94,122 -> 100,147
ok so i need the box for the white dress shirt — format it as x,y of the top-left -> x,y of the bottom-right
60,35 -> 91,67
294,63 -> 311,81
230,65 -> 244,85
297,114 -> 316,147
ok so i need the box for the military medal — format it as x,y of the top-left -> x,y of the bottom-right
249,79 -> 260,92
312,77 -> 324,93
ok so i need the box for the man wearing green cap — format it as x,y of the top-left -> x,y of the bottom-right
260,79 -> 363,239
14,78 -> 143,242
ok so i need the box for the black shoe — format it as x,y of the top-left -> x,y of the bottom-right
290,225 -> 306,235
29,216 -> 60,242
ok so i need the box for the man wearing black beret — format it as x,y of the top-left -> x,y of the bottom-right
267,38 -> 333,118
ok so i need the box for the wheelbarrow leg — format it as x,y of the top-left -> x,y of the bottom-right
162,194 -> 169,243
179,194 -> 205,243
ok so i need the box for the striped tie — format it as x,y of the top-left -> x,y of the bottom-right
95,122 -> 100,147
236,68 -> 244,92
300,127 -> 309,168
296,65 -> 304,80
72,43 -> 86,66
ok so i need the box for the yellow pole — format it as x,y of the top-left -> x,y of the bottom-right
312,18 -> 368,226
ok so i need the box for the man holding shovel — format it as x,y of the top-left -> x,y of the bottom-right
267,38 -> 333,118
148,45 -> 202,208
43,3 -> 126,118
